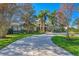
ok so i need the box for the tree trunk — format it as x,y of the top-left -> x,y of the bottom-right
39,19 -> 43,33
39,18 -> 45,33
66,25 -> 70,40
42,21 -> 45,33
0,22 -> 10,38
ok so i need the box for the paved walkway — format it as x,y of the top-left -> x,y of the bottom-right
0,34 -> 73,56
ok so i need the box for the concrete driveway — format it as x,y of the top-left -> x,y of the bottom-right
0,34 -> 73,56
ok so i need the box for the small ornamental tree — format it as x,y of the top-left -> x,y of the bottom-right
60,4 -> 74,40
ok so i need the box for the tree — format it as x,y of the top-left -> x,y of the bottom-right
60,4 -> 74,40
0,3 -> 17,38
21,4 -> 35,33
38,10 -> 48,32
22,13 -> 32,33
56,9 -> 67,32
48,10 -> 57,32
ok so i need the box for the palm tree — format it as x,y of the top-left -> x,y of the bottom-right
38,10 -> 48,33
48,10 -> 57,32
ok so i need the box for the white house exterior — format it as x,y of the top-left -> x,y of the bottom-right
10,21 -> 25,33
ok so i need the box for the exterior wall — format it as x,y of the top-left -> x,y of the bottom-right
10,22 -> 24,33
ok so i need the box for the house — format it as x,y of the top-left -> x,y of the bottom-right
35,19 -> 49,32
9,20 -> 25,33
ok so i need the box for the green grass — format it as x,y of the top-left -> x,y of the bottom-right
51,36 -> 79,56
0,33 -> 33,49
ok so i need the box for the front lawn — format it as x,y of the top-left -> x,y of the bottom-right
51,36 -> 79,56
0,33 -> 33,49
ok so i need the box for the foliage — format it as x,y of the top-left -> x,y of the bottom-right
48,10 -> 57,32
59,4 -> 75,40
7,28 -> 14,34
0,3 -> 36,37
21,5 -> 36,33
0,3 -> 79,38
37,10 -> 49,32
0,4 -> 17,38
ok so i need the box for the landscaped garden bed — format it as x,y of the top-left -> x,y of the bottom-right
51,36 -> 79,55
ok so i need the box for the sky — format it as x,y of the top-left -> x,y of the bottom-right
32,3 -> 79,25
32,3 -> 60,15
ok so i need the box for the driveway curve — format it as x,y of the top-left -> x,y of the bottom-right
0,34 -> 73,56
